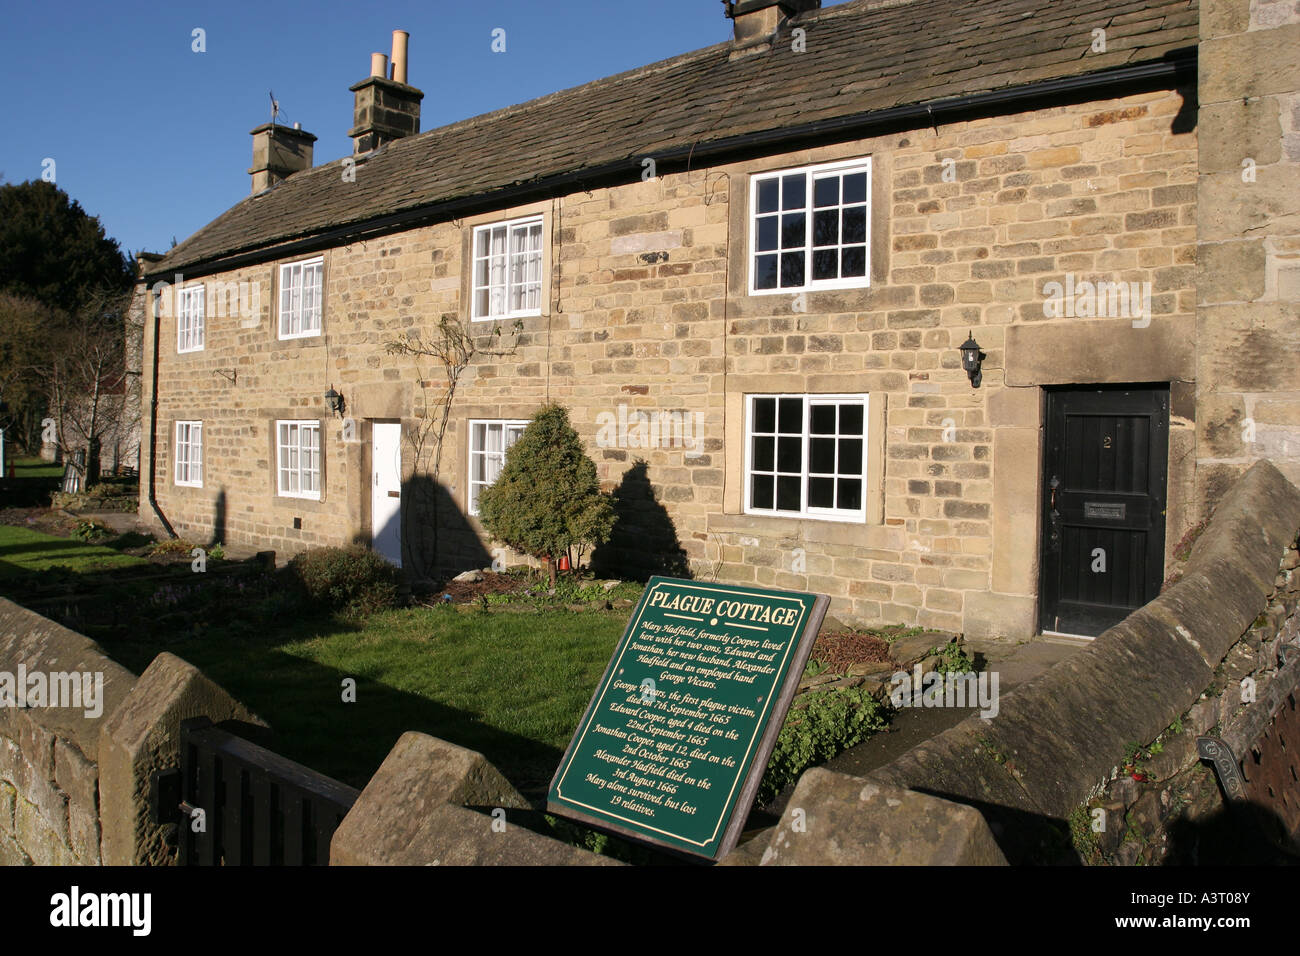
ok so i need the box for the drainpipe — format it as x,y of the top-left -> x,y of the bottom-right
147,287 -> 177,538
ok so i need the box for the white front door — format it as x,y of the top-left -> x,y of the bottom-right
371,422 -> 402,567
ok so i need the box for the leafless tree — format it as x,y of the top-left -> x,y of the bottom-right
37,289 -> 139,487
384,314 -> 523,579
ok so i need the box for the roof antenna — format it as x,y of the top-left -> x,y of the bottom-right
269,90 -> 281,128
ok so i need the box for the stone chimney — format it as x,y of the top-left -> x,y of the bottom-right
248,122 -> 316,193
349,30 -> 424,154
723,0 -> 820,51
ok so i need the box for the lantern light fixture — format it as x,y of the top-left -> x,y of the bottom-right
324,386 -> 344,416
959,332 -> 983,388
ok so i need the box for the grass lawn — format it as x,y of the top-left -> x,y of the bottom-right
103,605 -> 627,797
9,456 -> 64,479
0,524 -> 146,580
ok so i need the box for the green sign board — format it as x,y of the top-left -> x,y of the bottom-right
548,576 -> 828,861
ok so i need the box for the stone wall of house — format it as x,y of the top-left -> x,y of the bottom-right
1194,0 -> 1300,512
139,85 -> 1200,639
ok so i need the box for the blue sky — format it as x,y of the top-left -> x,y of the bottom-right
0,0 -> 852,261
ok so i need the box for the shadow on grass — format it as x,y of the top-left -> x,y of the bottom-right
102,619 -> 567,798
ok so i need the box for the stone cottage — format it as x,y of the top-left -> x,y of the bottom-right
134,0 -> 1300,641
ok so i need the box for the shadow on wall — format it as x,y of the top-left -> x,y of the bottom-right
373,473 -> 490,581
591,459 -> 690,582
209,488 -> 226,548
1163,801 -> 1297,865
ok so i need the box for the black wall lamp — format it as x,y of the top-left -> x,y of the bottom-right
324,386 -> 344,416
959,332 -> 984,388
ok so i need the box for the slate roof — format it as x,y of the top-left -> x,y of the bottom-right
151,0 -> 1197,277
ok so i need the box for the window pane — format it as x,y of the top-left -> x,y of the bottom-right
751,474 -> 774,510
757,178 -> 779,214
754,254 -> 778,290
776,475 -> 801,511
814,177 -> 839,208
809,437 -> 835,473
812,249 -> 838,281
777,397 -> 802,433
475,229 -> 490,257
781,174 -> 805,211
839,438 -> 863,474
756,217 -> 778,252
810,404 -> 836,434
753,397 -> 776,434
752,435 -> 774,470
841,247 -> 866,278
813,210 -> 838,247
779,252 -> 804,288
809,477 -> 834,508
474,288 -> 489,316
837,478 -> 862,510
776,436 -> 801,473
780,213 -> 805,250
842,207 -> 867,244
840,404 -> 864,435
843,172 -> 867,204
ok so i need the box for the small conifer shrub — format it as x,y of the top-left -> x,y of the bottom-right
477,404 -> 616,582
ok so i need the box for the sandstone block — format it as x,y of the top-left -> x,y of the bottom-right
758,770 -> 1007,865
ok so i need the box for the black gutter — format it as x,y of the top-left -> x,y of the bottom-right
145,50 -> 1197,283
145,288 -> 177,538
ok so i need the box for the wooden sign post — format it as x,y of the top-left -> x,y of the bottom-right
548,576 -> 828,861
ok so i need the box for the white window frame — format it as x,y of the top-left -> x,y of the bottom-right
470,216 -> 544,321
277,257 -> 324,339
467,419 -> 529,515
747,157 -> 872,296
174,421 -> 203,488
742,394 -> 869,523
276,420 -> 322,500
177,285 -> 205,353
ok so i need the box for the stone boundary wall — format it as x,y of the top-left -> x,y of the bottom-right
0,601 -> 136,865
0,599 -> 259,867
1078,551 -> 1299,864
819,459 -> 1300,863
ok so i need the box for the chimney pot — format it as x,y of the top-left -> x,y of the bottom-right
391,30 -> 409,85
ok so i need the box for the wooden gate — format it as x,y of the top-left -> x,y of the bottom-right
153,717 -> 359,865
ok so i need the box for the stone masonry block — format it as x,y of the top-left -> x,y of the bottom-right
331,732 -> 614,866
98,652 -> 264,866
758,769 -> 1007,865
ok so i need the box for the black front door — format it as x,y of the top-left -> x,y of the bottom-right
1039,385 -> 1169,637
